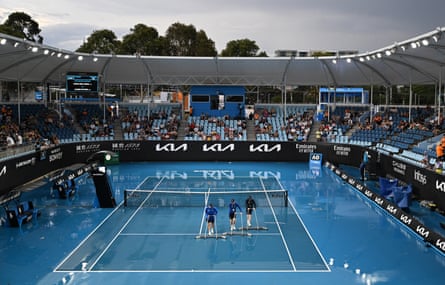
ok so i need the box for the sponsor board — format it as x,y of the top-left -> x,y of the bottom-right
155,143 -> 188,152
333,145 -> 351,156
249,144 -> 281,153
202,143 -> 235,152
295,144 -> 317,153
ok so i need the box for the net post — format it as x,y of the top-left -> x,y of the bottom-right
124,190 -> 127,207
284,190 -> 288,207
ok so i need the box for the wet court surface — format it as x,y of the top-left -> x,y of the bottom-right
1,161 -> 445,284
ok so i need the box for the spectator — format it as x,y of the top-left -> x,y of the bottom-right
436,137 -> 445,162
6,134 -> 15,147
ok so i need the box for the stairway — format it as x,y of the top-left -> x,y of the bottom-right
246,119 -> 256,141
307,120 -> 322,142
177,119 -> 188,140
112,119 -> 123,140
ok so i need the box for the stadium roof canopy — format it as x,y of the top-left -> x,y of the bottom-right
0,27 -> 445,87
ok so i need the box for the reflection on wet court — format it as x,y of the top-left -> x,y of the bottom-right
56,174 -> 328,272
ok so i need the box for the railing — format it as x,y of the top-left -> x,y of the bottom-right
0,144 -> 36,161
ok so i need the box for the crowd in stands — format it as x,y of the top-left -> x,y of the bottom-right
253,107 -> 314,142
185,113 -> 247,141
2,101 -> 445,175
74,105 -> 114,139
1,104 -> 60,151
317,108 -> 356,142
121,106 -> 180,140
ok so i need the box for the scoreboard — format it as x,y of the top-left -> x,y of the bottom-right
66,72 -> 99,93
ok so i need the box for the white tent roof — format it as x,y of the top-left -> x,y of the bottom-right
1,27 -> 445,87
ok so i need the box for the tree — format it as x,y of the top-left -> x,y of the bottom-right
76,29 -> 121,54
119,24 -> 161,55
195,30 -> 217,56
220,39 -> 260,57
165,22 -> 197,56
0,12 -> 43,43
164,22 -> 216,56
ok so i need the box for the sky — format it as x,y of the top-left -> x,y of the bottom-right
1,0 -> 444,56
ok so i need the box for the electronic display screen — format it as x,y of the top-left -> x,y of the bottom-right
66,72 -> 99,93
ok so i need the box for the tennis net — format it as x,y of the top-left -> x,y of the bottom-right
124,189 -> 288,208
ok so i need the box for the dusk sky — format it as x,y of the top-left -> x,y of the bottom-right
1,0 -> 444,55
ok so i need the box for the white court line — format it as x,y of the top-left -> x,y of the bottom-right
57,175 -> 328,273
56,269 -> 325,273
273,176 -> 331,272
259,177 -> 297,271
119,232 -> 281,236
87,177 -> 166,271
54,202 -> 124,271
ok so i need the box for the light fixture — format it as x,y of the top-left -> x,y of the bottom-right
366,55 -> 371,61
43,49 -> 50,55
376,53 -> 382,58
332,59 -> 337,64
346,58 -> 351,63
400,45 -> 406,51
410,42 -> 417,49
359,57 -> 365,62
14,42 -> 20,47
432,35 -> 439,42
64,54 -> 70,59
385,50 -> 391,56
93,57 -> 98,62
422,39 -> 429,46
31,46 -> 38,52
0,38 -> 6,45
57,52 -> 62,58
77,55 -> 83,61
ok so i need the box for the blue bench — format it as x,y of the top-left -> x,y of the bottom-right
5,201 -> 39,228
53,179 -> 78,199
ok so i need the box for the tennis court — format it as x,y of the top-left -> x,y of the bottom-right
1,161 -> 445,284
55,176 -> 327,272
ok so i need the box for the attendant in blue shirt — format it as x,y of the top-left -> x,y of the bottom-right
360,150 -> 369,180
205,204 -> 218,235
228,199 -> 242,231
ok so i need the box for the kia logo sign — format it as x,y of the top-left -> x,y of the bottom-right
155,143 -> 188,152
249,144 -> 281,152
202,144 -> 235,152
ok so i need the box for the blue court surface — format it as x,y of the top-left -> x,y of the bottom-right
1,161 -> 445,285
